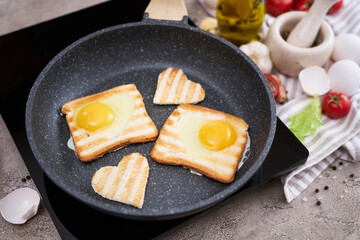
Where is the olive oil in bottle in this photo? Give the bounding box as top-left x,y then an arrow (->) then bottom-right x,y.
216,0 -> 265,46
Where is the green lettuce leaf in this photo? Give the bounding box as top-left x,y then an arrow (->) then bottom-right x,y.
289,96 -> 323,141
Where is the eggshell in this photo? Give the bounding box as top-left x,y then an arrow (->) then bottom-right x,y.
331,34 -> 360,64
0,188 -> 40,224
299,66 -> 331,96
328,59 -> 360,96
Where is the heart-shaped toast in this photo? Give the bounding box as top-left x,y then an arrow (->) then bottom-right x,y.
91,153 -> 149,208
153,68 -> 205,105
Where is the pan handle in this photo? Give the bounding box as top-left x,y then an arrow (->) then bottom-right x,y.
145,0 -> 188,21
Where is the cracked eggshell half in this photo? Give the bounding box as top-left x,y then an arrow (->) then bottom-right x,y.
299,66 -> 331,96
0,188 -> 40,224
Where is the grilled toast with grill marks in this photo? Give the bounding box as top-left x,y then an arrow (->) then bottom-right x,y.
91,152 -> 149,209
153,68 -> 205,105
150,104 -> 249,183
62,84 -> 158,162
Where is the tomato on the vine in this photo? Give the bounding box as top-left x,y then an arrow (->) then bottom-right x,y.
294,0 -> 343,14
322,92 -> 350,119
266,0 -> 294,17
264,73 -> 280,98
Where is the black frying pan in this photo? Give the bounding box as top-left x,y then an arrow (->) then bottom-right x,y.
25,0 -> 276,220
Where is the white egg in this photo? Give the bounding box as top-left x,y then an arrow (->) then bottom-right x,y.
328,59 -> 360,96
0,188 -> 40,224
331,34 -> 360,64
299,66 -> 331,96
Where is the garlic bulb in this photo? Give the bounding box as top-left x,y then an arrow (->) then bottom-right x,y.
203,0 -> 218,10
239,41 -> 273,74
199,17 -> 218,34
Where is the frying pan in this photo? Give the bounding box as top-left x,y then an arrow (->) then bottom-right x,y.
25,0 -> 276,220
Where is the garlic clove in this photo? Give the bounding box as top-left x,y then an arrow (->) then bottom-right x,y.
199,17 -> 218,34
0,188 -> 40,224
239,41 -> 273,74
299,66 -> 331,97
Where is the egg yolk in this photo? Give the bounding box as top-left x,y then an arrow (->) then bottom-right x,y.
76,102 -> 114,131
199,121 -> 237,150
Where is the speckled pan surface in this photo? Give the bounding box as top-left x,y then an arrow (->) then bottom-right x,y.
25,15 -> 276,220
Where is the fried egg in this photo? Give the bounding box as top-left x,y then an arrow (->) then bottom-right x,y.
62,84 -> 158,162
151,104 -> 249,183
176,112 -> 238,159
74,94 -> 135,138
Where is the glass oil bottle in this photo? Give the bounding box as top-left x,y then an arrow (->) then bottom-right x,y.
216,0 -> 265,46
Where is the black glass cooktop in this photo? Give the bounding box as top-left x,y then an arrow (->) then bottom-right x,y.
0,1 -> 308,239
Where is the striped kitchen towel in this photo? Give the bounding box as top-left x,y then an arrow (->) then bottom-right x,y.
278,91 -> 360,202
274,0 -> 360,202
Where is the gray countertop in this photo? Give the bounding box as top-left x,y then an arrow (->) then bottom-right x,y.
1,1 -> 360,239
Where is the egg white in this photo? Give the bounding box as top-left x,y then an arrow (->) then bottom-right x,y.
177,113 -> 251,176
176,112 -> 230,159
74,94 -> 135,138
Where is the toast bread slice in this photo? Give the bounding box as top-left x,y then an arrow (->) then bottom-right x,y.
150,104 -> 249,183
61,84 -> 158,162
153,68 -> 205,105
91,153 -> 149,209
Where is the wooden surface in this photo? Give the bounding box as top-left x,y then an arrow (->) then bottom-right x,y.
145,0 -> 188,20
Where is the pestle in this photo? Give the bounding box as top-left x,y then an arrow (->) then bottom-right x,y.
287,0 -> 338,48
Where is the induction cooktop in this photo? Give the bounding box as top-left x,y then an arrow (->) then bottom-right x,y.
0,1 -> 308,239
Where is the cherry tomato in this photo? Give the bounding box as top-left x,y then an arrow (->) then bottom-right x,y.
295,0 -> 343,14
327,0 -> 343,14
322,92 -> 350,119
294,0 -> 312,11
293,0 -> 302,6
266,0 -> 294,17
264,73 -> 280,98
